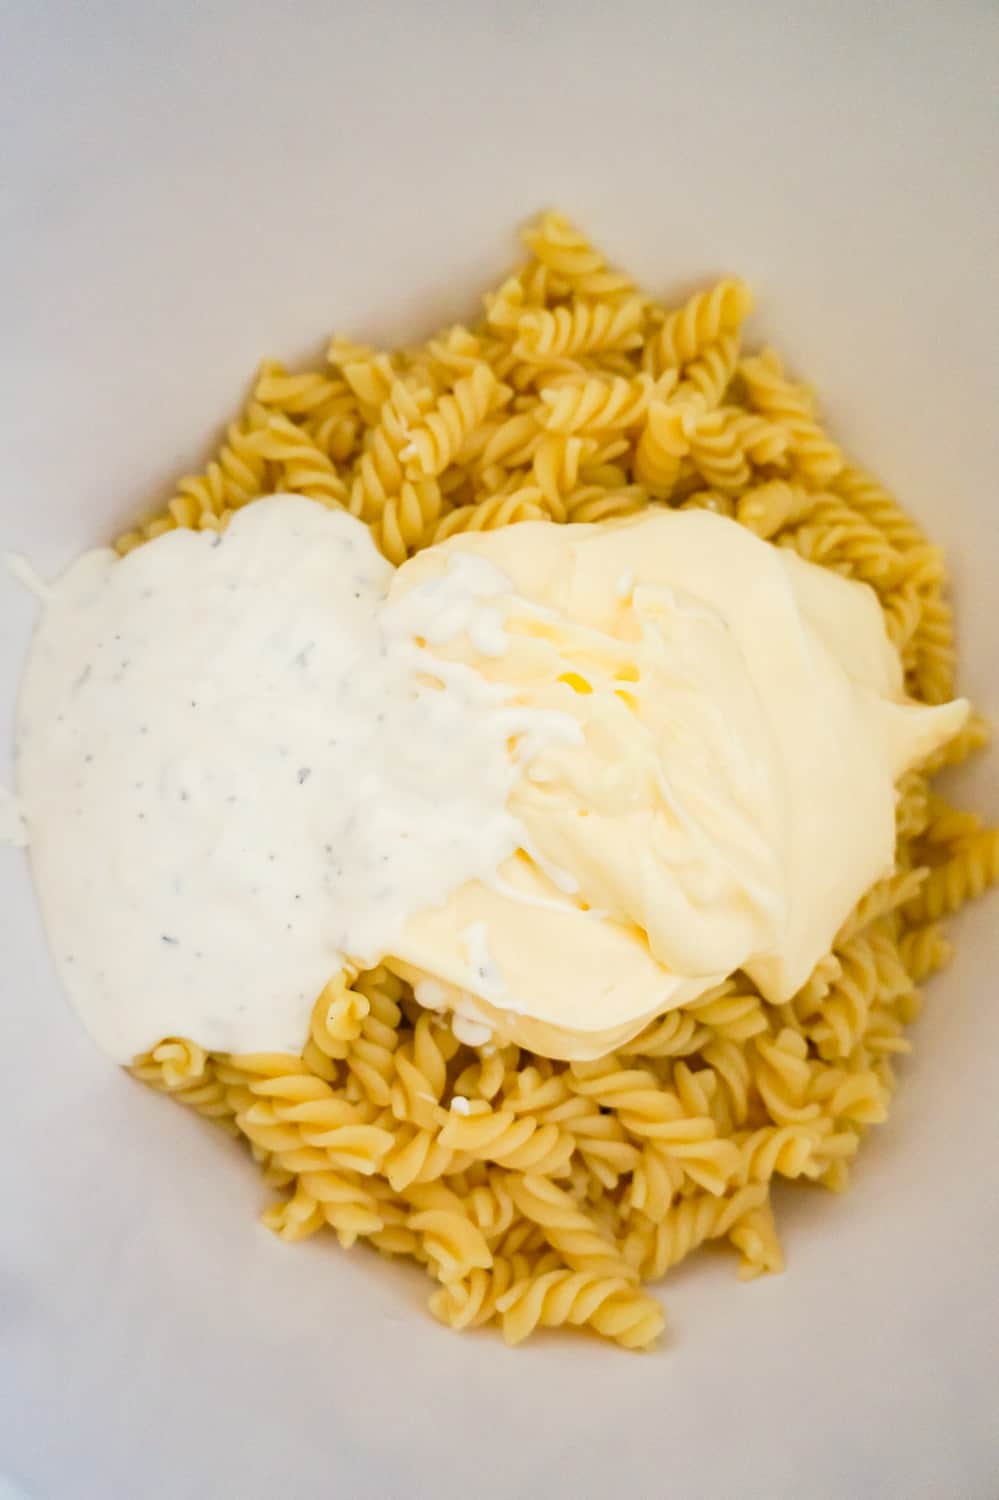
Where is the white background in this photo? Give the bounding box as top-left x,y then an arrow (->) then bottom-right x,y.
1,2 -> 997,1497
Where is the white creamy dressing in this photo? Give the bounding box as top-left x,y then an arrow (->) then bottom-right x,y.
14,497 -> 578,1059
4,551 -> 53,604
14,497 -> 967,1062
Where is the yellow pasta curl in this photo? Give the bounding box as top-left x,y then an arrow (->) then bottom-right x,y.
643,278 -> 753,378
898,924 -> 953,983
496,1268 -> 665,1350
249,414 -> 350,509
514,295 -> 645,364
505,1172 -> 638,1281
438,1104 -> 574,1175
520,211 -> 634,299
633,394 -> 692,498
254,360 -> 345,419
833,464 -> 930,553
739,348 -> 843,487
622,1183 -> 768,1280
903,831 -> 999,922
402,364 -> 505,478
536,371 -> 653,435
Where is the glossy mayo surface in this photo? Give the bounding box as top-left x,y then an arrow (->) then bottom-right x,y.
15,499 -> 966,1061
388,513 -> 966,1053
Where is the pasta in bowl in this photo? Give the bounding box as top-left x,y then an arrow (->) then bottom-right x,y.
12,211 -> 996,1351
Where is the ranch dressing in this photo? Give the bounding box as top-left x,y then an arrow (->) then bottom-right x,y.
14,497 -> 578,1060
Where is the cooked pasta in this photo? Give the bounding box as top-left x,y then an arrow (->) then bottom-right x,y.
124,212 -> 995,1350
739,348 -> 844,487
642,277 -> 753,378
513,295 -> 645,364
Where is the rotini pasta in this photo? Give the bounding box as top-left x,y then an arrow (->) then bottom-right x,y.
495,1268 -> 665,1350
514,295 -> 645,365
121,211 -> 994,1350
538,373 -> 653,435
643,277 -> 753,379
740,348 -> 844,487
520,211 -> 635,299
402,365 -> 505,478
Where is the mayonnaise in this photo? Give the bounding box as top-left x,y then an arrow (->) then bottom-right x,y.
387,512 -> 967,1054
14,497 -> 966,1063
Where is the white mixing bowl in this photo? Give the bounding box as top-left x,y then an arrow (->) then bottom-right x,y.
2,4 -> 997,1497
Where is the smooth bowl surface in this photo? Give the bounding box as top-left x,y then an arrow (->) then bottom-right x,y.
1,4 -> 997,1498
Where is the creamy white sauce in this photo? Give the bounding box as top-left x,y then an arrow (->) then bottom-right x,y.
460,921 -> 507,1004
15,497 -> 577,1060
15,498 -> 969,1064
4,551 -> 53,604
449,1013 -> 494,1048
385,512 -> 968,1056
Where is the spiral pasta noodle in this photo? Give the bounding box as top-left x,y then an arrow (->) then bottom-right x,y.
538,373 -> 653,435
521,210 -> 635,299
643,278 -> 753,379
401,365 -> 505,478
249,414 -> 351,510
740,348 -> 844,487
496,1268 -> 665,1350
121,211 -> 994,1349
633,396 -> 693,498
514,295 -> 645,364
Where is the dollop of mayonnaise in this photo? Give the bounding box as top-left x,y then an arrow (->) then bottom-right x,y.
386,511 -> 967,1056
15,498 -> 966,1062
